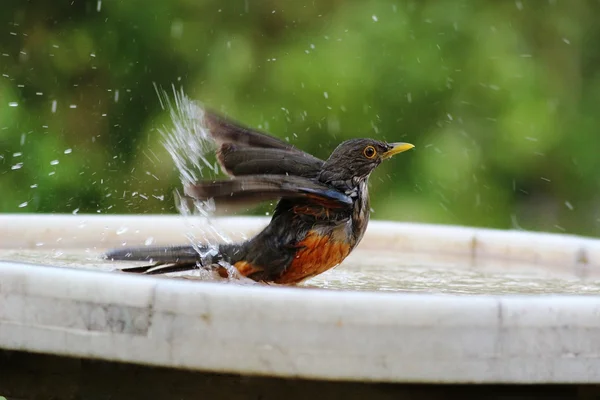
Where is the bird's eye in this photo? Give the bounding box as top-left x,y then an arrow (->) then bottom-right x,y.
363,145 -> 377,159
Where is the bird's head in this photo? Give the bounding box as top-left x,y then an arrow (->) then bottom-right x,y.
319,138 -> 414,184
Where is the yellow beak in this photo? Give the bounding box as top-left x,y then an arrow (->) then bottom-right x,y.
382,142 -> 415,159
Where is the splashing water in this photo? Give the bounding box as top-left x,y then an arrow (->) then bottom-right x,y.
154,84 -> 238,278
154,84 -> 216,185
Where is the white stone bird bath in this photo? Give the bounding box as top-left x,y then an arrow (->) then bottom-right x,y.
1,213 -> 600,398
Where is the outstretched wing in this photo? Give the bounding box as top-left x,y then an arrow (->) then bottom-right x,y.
184,175 -> 352,209
217,143 -> 323,178
203,110 -> 324,178
204,110 -> 302,151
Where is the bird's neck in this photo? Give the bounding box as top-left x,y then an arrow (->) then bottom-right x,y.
351,178 -> 370,248
317,175 -> 371,247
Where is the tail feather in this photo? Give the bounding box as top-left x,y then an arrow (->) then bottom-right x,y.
104,244 -> 234,276
104,245 -> 201,263
120,262 -> 201,275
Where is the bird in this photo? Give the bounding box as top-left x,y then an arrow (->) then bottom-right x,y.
104,110 -> 414,285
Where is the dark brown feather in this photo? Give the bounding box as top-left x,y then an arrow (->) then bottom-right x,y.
217,143 -> 323,177
204,110 -> 302,152
184,175 -> 353,208
105,245 -> 200,263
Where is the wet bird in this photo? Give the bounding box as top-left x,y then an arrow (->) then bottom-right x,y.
104,111 -> 414,284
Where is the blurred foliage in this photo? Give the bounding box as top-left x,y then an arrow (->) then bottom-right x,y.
1,0 -> 600,237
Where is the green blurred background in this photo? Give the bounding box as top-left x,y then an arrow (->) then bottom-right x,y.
1,0 -> 599,237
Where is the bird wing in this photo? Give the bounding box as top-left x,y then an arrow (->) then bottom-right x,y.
204,110 -> 299,151
184,175 -> 352,209
203,110 -> 324,178
217,144 -> 323,178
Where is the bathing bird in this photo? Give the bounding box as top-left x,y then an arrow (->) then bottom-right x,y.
104,111 -> 414,284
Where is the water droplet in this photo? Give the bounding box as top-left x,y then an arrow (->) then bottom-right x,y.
372,15 -> 378,22
11,163 -> 23,170
565,201 -> 574,210
64,148 -> 72,154
8,102 -> 18,107
72,208 -> 79,215
69,104 -> 77,109
50,159 -> 59,165
323,92 -> 329,99
51,100 -> 57,113
144,237 -> 155,246
116,227 -> 129,235
18,201 -> 28,208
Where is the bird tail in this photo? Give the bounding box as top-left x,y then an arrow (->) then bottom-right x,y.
104,244 -> 221,275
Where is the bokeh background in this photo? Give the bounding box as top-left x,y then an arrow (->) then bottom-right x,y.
2,0 -> 600,237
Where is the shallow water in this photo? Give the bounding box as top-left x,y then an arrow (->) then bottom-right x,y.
2,248 -> 599,295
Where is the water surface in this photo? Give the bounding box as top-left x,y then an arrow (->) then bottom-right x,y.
2,248 -> 599,295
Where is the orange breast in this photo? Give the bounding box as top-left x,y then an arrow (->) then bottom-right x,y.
274,230 -> 351,285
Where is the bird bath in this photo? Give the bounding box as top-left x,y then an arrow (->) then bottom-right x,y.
2,213 -> 600,398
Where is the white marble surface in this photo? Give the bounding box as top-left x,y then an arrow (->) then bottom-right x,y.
1,213 -> 600,383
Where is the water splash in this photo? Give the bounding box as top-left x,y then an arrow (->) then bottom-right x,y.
154,84 -> 233,270
154,84 -> 216,185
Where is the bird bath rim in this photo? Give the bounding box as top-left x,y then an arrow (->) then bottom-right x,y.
1,213 -> 598,280
1,213 -> 600,383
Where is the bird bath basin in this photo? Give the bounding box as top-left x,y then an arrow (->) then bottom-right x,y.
3,215 -> 600,295
2,213 -> 600,398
